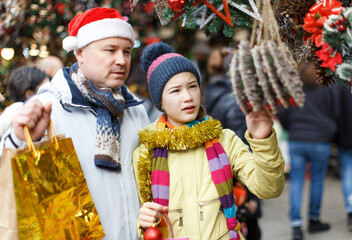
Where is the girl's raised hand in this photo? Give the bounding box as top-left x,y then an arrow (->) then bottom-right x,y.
245,106 -> 273,139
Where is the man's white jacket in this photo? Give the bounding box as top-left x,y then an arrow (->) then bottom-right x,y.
1,65 -> 150,240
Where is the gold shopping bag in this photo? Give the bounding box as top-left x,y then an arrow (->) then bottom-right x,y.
0,147 -> 20,240
10,122 -> 105,239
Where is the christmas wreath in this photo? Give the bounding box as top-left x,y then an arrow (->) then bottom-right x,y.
303,0 -> 352,90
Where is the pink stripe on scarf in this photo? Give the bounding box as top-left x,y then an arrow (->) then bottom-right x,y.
211,168 -> 228,184
151,170 -> 170,186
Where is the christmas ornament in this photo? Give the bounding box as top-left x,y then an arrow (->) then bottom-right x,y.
168,0 -> 185,12
251,45 -> 279,114
302,0 -> 352,89
238,40 -> 263,112
230,51 -> 252,114
302,0 -> 343,47
230,0 -> 305,114
144,225 -> 164,240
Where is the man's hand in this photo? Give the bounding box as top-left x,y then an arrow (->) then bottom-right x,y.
245,106 -> 273,139
12,99 -> 52,141
139,202 -> 168,229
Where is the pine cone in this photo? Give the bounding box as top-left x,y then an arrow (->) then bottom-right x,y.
341,0 -> 352,7
309,45 -> 335,87
277,0 -> 316,21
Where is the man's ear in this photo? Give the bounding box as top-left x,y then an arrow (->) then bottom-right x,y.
25,89 -> 35,100
75,48 -> 84,64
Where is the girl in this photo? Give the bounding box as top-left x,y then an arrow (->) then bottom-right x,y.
133,42 -> 285,240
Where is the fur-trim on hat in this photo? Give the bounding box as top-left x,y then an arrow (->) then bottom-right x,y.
62,8 -> 135,52
141,42 -> 201,109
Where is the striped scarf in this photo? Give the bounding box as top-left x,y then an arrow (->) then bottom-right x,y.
152,115 -> 241,239
71,67 -> 125,171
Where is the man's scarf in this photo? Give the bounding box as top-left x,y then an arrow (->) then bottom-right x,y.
71,67 -> 125,170
149,115 -> 241,239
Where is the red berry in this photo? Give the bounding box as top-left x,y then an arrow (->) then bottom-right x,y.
339,24 -> 346,32
247,101 -> 253,110
329,22 -> 336,28
341,16 -> 346,23
336,19 -> 341,25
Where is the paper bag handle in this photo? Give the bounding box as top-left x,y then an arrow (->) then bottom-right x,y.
23,120 -> 58,158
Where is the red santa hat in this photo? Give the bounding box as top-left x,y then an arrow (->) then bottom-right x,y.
62,8 -> 135,52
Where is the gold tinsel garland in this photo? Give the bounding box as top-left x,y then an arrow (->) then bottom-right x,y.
136,118 -> 223,204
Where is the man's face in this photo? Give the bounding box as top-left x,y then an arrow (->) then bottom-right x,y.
76,37 -> 133,89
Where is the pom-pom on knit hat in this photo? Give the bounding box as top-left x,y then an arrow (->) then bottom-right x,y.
62,8 -> 135,52
141,42 -> 201,109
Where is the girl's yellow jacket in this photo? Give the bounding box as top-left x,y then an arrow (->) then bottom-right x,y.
133,120 -> 285,240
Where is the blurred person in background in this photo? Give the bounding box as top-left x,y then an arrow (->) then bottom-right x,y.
35,55 -> 64,78
126,62 -> 162,122
332,84 -> 352,231
203,47 -> 262,240
277,62 -> 337,240
203,47 -> 247,143
0,66 -> 49,141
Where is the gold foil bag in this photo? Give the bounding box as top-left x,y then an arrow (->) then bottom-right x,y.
11,123 -> 105,239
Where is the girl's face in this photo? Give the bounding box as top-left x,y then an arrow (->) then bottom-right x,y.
161,72 -> 201,127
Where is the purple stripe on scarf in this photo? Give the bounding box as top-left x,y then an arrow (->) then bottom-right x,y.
218,152 -> 231,167
153,148 -> 168,158
220,193 -> 235,209
208,158 -> 223,171
229,230 -> 238,239
218,153 -> 232,179
152,185 -> 170,199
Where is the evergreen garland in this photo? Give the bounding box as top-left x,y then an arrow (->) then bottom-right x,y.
161,0 -> 254,37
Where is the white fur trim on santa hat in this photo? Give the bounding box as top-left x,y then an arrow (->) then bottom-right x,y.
62,18 -> 135,52
62,36 -> 78,52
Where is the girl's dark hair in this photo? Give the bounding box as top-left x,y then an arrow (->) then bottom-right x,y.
6,66 -> 49,102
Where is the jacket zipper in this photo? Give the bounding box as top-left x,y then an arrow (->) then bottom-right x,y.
168,209 -> 183,226
216,230 -> 229,240
199,198 -> 219,221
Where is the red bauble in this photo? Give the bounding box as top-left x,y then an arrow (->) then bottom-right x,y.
339,24 -> 346,32
168,0 -> 185,12
144,227 -> 164,240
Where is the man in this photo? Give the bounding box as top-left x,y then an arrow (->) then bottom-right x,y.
0,8 -> 149,239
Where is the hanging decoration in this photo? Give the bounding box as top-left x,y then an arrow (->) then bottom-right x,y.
273,0 -> 316,63
302,0 -> 352,90
230,0 -> 305,115
131,0 -> 261,37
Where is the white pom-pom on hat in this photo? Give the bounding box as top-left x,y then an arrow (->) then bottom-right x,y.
62,36 -> 78,52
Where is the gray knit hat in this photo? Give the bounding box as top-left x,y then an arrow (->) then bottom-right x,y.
141,42 -> 201,109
